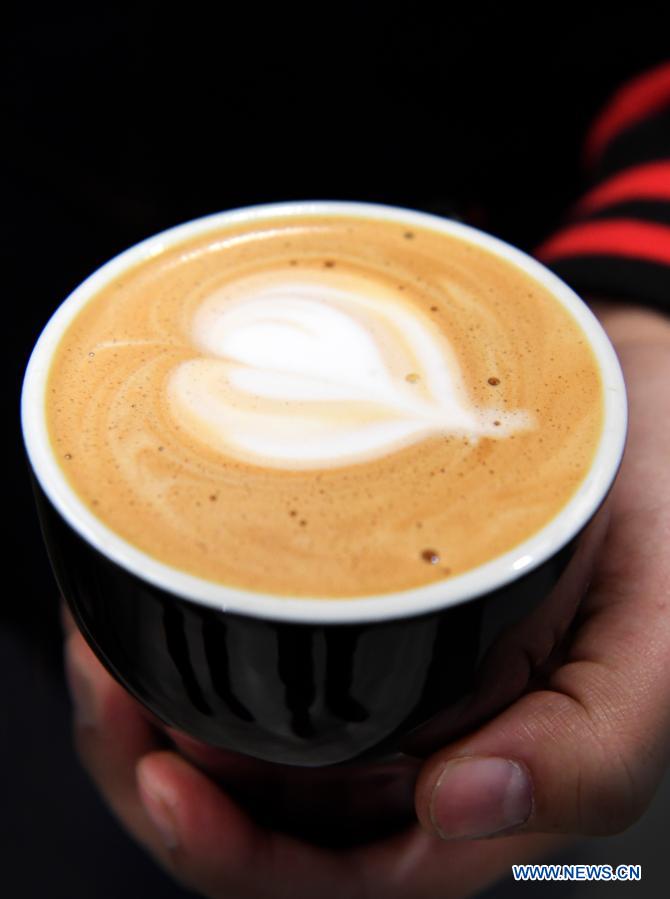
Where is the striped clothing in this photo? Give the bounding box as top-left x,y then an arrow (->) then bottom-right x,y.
536,62 -> 670,308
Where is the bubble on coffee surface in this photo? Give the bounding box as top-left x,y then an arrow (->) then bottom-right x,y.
421,548 -> 440,564
167,268 -> 532,469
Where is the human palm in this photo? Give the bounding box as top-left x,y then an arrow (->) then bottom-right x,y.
63,302 -> 670,899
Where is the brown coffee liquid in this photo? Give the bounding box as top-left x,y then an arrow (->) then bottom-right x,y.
46,215 -> 603,597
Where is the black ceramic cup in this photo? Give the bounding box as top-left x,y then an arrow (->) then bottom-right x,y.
22,202 -> 627,845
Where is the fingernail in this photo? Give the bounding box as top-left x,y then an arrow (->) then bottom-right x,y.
64,642 -> 97,729
138,766 -> 179,850
430,756 -> 532,840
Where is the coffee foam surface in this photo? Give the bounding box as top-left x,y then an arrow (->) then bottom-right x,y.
169,268 -> 531,468
45,215 -> 604,597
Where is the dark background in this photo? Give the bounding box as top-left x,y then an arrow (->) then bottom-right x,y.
4,3 -> 669,896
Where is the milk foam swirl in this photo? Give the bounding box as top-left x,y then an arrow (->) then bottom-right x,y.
168,269 -> 532,468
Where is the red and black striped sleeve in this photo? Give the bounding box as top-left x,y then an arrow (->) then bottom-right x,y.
536,62 -> 670,309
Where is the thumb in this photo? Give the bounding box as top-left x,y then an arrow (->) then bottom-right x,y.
414,575 -> 670,841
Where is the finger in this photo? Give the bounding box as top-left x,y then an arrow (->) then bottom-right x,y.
64,630 -> 165,848
135,751 -> 358,899
136,749 -> 575,899
415,613 -> 668,842
65,632 -> 357,897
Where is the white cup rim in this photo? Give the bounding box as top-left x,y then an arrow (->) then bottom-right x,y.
21,200 -> 627,624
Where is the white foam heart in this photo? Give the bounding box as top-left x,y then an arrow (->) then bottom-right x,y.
167,269 -> 532,468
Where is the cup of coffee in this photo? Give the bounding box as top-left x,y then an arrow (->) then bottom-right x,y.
22,201 -> 626,844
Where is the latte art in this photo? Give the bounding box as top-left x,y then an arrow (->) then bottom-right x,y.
46,213 -> 604,597
169,269 -> 532,468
